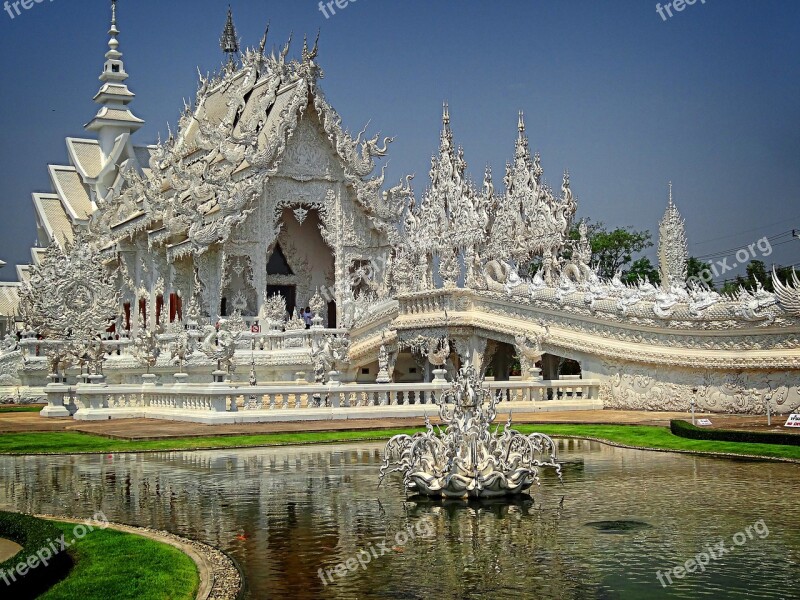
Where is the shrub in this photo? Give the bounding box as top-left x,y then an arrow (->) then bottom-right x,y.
0,511 -> 72,599
670,419 -> 800,447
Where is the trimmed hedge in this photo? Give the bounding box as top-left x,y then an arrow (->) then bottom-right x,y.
671,419 -> 800,447
0,512 -> 72,599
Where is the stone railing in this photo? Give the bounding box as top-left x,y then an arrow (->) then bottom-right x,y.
41,377 -> 603,423
17,327 -> 348,362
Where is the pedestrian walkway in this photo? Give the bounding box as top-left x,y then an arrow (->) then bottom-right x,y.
0,537 -> 22,563
2,408 -> 796,440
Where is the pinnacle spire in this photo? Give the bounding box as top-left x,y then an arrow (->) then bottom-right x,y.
440,102 -> 453,151
100,0 -> 126,84
220,5 -> 239,66
258,22 -> 270,56
668,181 -> 674,206
86,0 -> 143,139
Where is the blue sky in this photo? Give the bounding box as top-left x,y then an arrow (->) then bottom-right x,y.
0,0 -> 798,281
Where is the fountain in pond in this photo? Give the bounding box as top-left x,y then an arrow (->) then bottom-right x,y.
379,366 -> 562,499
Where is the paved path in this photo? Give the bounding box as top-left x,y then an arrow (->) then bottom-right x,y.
1,409 -> 796,440
0,537 -> 23,562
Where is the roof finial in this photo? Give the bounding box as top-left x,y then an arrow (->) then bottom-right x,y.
108,0 -> 120,56
668,181 -> 674,206
518,110 -> 525,133
442,102 -> 450,127
220,5 -> 239,67
258,22 -> 270,56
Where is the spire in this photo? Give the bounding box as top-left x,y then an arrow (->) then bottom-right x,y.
86,1 -> 144,141
258,22 -> 270,56
220,5 -> 239,67
440,102 -> 453,151
659,181 -> 689,288
518,111 -> 525,136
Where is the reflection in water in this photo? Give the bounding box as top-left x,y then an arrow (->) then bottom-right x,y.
0,440 -> 798,599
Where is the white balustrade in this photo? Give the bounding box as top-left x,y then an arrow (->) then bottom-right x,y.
58,377 -> 601,422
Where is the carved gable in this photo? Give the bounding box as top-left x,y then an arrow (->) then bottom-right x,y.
279,108 -> 343,181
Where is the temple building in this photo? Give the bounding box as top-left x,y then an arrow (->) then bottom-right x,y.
1,4 -> 799,417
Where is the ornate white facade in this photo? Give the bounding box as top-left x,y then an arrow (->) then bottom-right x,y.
1,4 -> 799,416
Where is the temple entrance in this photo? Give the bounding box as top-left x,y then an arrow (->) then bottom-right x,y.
327,301 -> 336,329
267,285 -> 296,318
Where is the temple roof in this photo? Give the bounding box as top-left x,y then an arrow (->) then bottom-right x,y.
0,283 -> 20,317
32,193 -> 73,247
66,138 -> 104,180
48,165 -> 93,220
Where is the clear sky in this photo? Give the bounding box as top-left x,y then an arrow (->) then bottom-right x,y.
0,0 -> 798,282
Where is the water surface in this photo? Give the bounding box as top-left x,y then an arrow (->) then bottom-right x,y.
0,440 -> 797,599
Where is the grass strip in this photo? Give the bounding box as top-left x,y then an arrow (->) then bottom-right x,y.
38,522 -> 198,600
1,424 -> 799,461
515,424 -> 800,461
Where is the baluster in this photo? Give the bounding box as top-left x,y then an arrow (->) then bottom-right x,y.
390,390 -> 397,406
282,394 -> 289,409
268,393 -> 276,410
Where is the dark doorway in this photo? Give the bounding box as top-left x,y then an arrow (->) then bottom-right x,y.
267,285 -> 296,318
327,300 -> 336,329
267,244 -> 294,276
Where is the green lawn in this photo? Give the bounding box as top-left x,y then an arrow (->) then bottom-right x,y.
516,424 -> 800,461
0,428 -> 422,455
0,405 -> 43,413
39,522 -> 198,600
0,424 -> 799,461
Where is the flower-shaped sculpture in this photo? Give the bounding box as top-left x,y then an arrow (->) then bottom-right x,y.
379,366 -> 562,498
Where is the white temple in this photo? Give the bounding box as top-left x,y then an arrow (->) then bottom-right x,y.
1,4 -> 799,419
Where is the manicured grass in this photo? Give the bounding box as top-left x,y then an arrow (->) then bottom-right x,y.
0,405 -> 43,413
39,522 -> 198,600
0,424 -> 800,461
515,424 -> 800,460
0,428 -> 423,455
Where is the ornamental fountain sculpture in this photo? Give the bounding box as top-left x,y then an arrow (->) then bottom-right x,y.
379,366 -> 562,499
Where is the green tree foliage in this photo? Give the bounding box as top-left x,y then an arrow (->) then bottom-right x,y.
686,257 -> 715,290
559,220 -> 655,282
720,260 -> 796,296
625,257 -> 661,285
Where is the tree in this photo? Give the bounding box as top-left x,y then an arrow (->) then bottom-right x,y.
719,260 -> 796,295
590,225 -> 654,278
624,257 -> 661,285
686,257 -> 715,290
560,220 -> 654,280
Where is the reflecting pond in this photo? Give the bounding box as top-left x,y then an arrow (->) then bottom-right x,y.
0,440 -> 798,599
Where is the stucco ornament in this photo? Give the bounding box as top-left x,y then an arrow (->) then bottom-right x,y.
201,311 -> 246,373
379,366 -> 562,498
773,269 -> 800,317
658,184 -> 689,288
131,316 -> 161,375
